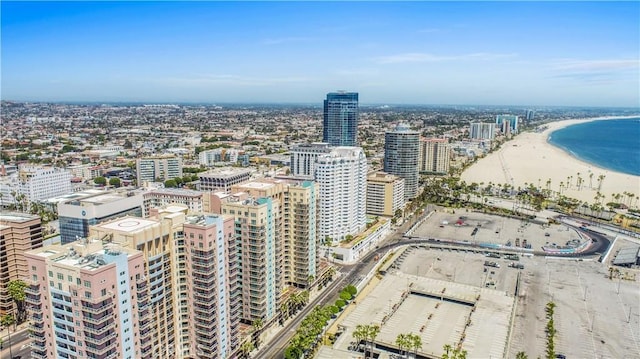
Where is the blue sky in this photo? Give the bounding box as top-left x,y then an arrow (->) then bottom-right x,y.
1,1 -> 638,106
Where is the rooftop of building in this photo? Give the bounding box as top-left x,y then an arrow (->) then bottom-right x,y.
97,217 -> 157,233
338,217 -> 389,248
139,154 -> 180,159
144,187 -> 203,197
199,167 -> 253,178
29,238 -> 138,271
367,171 -> 401,182
49,188 -> 143,205
185,213 -> 225,226
613,246 -> 640,265
0,212 -> 41,223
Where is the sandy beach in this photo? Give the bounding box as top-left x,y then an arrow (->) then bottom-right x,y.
461,116 -> 640,207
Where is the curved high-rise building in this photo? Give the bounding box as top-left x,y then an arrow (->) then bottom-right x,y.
322,92 -> 359,146
384,124 -> 419,200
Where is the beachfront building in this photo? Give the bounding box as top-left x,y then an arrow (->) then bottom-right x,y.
56,188 -> 144,244
136,155 -> 182,185
525,110 -> 535,122
221,196 -> 281,324
419,138 -> 451,175
197,167 -> 252,193
496,115 -> 519,134
323,92 -> 359,146
384,124 -> 420,200
366,172 -> 405,217
289,142 -> 332,179
0,213 -> 43,317
316,147 -> 367,243
469,122 -> 496,140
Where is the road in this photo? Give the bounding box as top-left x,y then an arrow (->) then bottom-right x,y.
1,328 -> 31,359
254,209 -> 431,359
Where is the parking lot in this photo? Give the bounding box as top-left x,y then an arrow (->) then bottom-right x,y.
319,209 -> 640,358
413,210 -> 583,252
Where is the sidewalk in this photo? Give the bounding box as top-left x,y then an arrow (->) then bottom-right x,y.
1,321 -> 29,340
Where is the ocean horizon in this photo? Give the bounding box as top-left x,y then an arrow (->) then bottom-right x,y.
548,117 -> 640,177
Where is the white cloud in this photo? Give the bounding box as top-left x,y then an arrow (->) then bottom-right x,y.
549,58 -> 639,83
261,37 -> 311,45
551,59 -> 638,72
373,52 -> 517,64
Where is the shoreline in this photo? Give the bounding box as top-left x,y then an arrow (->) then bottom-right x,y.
461,116 -> 640,206
544,115 -> 640,177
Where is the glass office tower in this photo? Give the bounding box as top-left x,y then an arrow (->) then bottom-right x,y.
322,92 -> 359,146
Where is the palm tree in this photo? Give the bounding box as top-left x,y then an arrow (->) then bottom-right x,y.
240,340 -> 255,359
515,352 -> 529,359
366,324 -> 380,358
442,343 -> 467,359
408,333 -> 422,358
353,324 -> 367,351
395,333 -> 409,358
279,301 -> 289,324
252,318 -> 264,349
589,172 -> 594,189
597,174 -> 606,191
299,290 -> 309,308
327,266 -> 336,282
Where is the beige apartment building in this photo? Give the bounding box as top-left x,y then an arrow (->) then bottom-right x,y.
217,178 -> 319,326
229,179 -> 319,289
0,212 -> 43,317
419,138 -> 451,175
366,172 -> 405,217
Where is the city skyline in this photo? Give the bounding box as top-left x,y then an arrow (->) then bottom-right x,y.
1,1 -> 639,107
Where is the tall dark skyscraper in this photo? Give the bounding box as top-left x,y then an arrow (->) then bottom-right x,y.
322,91 -> 359,146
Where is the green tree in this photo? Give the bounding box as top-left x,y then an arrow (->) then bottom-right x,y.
94,176 -> 107,186
252,318 -> 264,349
7,280 -> 27,323
164,179 -> 177,188
516,352 -> 529,359
240,339 -> 255,359
345,284 -> 358,297
108,177 -> 121,187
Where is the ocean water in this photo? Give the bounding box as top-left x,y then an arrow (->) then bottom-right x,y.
547,118 -> 640,176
